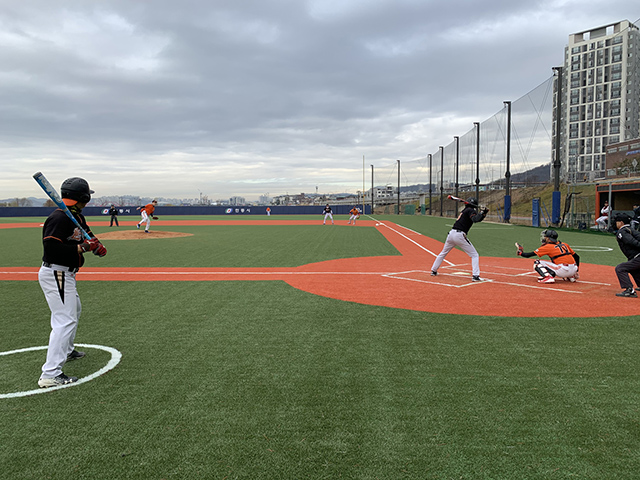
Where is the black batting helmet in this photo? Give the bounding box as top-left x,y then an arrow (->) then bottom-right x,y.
540,229 -> 558,243
61,177 -> 94,203
466,197 -> 479,207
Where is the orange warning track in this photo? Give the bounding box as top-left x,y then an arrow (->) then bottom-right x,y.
0,220 -> 623,317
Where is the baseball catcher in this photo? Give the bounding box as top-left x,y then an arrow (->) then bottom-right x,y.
516,229 -> 579,283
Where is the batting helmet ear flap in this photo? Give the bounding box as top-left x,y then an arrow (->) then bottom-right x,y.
466,197 -> 479,207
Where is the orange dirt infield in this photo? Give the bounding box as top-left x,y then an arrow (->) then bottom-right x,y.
0,220 -> 625,317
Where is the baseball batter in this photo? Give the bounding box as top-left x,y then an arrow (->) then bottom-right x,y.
430,197 -> 488,281
347,207 -> 360,225
322,204 -> 334,225
38,177 -> 107,388
516,229 -> 579,283
136,199 -> 158,232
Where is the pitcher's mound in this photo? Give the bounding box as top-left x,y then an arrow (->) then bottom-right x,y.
98,230 -> 193,240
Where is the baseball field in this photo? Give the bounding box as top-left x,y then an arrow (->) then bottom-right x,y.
1,214 -> 639,479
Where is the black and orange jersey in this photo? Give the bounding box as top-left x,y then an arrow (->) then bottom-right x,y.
534,242 -> 576,264
42,209 -> 93,269
141,203 -> 156,215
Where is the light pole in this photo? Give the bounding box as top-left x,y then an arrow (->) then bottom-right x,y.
439,146 -> 444,216
474,122 -> 480,201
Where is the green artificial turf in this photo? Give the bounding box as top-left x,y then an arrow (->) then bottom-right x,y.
1,216 -> 638,479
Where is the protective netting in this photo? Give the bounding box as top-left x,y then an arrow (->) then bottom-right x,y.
372,76 -> 555,197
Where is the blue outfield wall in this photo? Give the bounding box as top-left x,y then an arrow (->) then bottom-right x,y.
0,204 -> 371,218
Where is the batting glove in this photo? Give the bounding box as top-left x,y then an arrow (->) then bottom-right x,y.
80,237 -> 101,253
515,242 -> 523,256
93,243 -> 107,257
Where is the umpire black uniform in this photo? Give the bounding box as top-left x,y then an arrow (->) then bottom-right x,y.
108,205 -> 119,227
613,213 -> 640,298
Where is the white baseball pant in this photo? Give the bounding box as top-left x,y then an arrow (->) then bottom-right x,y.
39,265 -> 81,379
536,260 -> 578,278
138,210 -> 151,230
323,213 -> 333,224
431,229 -> 480,277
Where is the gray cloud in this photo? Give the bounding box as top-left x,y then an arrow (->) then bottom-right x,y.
0,0 -> 637,200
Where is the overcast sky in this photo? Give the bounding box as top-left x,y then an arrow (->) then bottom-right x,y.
0,1 -> 638,202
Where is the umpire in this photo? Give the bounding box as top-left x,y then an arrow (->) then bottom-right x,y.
613,212 -> 640,298
108,204 -> 119,227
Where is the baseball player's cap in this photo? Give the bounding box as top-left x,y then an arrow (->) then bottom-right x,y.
613,212 -> 631,224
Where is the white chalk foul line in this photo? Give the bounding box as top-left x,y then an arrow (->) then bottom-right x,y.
0,343 -> 122,399
0,270 -> 391,276
376,222 -> 454,266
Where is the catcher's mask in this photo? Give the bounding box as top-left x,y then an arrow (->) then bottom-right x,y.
540,229 -> 558,244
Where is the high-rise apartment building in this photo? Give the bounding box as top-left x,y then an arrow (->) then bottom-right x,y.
553,20 -> 640,181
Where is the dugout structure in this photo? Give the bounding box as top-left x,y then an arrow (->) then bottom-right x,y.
595,180 -> 640,225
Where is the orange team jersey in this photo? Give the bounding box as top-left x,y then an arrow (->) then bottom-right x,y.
534,242 -> 576,264
350,208 -> 359,215
142,203 -> 155,215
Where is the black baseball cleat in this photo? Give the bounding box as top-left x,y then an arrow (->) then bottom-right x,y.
472,276 -> 485,282
67,350 -> 86,361
38,373 -> 78,388
430,271 -> 438,276
615,288 -> 637,298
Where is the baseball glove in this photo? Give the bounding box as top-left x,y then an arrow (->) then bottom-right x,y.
515,242 -> 523,256
153,216 -> 159,220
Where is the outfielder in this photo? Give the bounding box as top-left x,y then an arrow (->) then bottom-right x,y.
136,199 -> 158,232
38,177 -> 107,388
516,229 -> 579,283
347,207 -> 360,225
322,204 -> 334,225
431,197 -> 488,281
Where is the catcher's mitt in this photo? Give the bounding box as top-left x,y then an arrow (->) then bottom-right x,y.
515,242 -> 523,256
152,216 -> 159,220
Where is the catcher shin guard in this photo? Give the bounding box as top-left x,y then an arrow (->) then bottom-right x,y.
534,264 -> 555,278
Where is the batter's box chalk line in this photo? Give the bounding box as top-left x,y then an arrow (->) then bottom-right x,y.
382,270 -> 491,288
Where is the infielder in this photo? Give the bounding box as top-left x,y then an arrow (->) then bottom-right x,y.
347,207 -> 360,225
322,204 -> 334,225
38,177 -> 107,388
136,199 -> 158,232
613,213 -> 640,297
516,229 -> 579,283
430,197 -> 488,281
